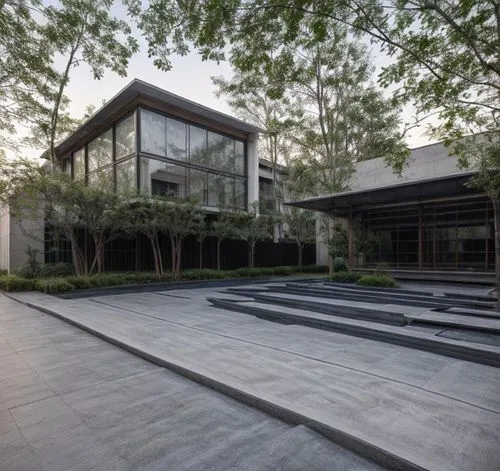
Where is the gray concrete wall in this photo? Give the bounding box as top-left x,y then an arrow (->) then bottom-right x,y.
0,207 -> 10,272
349,141 -> 467,191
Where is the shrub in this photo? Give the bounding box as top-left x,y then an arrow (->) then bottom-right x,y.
35,278 -> 74,294
88,273 -> 129,287
0,275 -> 36,292
357,274 -> 397,288
181,269 -> 229,280
330,271 -> 362,283
333,257 -> 347,272
65,276 -> 92,289
299,264 -> 329,274
39,263 -> 74,278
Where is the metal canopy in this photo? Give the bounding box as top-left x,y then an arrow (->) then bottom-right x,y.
286,172 -> 480,214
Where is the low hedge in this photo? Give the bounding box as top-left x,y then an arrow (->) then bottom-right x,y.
0,264 -> 328,294
329,272 -> 363,283
0,275 -> 36,292
35,278 -> 74,294
356,274 -> 397,288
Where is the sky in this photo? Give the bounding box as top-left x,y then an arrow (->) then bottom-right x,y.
21,32 -> 438,160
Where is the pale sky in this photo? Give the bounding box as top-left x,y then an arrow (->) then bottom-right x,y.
20,34 -> 437,160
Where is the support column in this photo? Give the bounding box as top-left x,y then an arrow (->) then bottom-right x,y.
347,209 -> 354,271
246,133 -> 259,211
418,205 -> 423,269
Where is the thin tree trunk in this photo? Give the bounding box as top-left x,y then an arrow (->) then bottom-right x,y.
176,239 -> 182,274
170,236 -> 176,274
149,236 -> 160,276
154,236 -> 163,276
70,237 -> 83,276
491,194 -> 500,310
249,242 -> 255,268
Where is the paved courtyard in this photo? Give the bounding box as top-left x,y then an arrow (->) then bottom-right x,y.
0,294 -> 379,471
4,280 -> 500,471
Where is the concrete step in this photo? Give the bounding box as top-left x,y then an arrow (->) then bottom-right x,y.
406,311 -> 500,334
278,284 -> 495,310
237,425 -> 382,471
226,288 -> 407,326
207,297 -> 500,367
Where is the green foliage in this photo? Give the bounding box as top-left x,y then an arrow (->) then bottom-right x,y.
17,246 -> 41,279
357,275 -> 397,288
39,263 -> 75,278
333,257 -> 347,273
34,278 -> 74,294
330,272 -> 362,283
0,275 -> 36,292
64,276 -> 92,290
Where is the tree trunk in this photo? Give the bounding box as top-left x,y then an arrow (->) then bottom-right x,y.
176,239 -> 182,274
154,236 -> 163,276
70,237 -> 84,276
170,236 -> 176,274
491,194 -> 500,310
217,239 -> 222,271
149,236 -> 160,276
249,242 -> 255,268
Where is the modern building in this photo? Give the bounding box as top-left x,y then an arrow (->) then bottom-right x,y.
289,139 -> 494,282
56,79 -> 264,210
0,79 -> 268,272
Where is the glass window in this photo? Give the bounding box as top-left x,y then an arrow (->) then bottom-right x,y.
88,129 -> 113,172
206,131 -> 225,171
141,109 -> 166,156
189,125 -> 206,166
189,169 -> 207,205
235,140 -> 245,175
73,147 -> 85,181
166,118 -> 187,161
88,167 -> 114,192
116,157 -> 136,195
208,173 -> 232,208
140,157 -> 186,198
223,136 -> 235,173
116,113 -> 136,159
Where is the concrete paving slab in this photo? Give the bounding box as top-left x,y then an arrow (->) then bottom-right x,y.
0,293 -> 379,471
8,289 -> 500,471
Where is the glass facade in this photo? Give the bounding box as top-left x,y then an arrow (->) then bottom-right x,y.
67,106 -> 247,209
139,107 -> 247,209
356,198 -> 494,271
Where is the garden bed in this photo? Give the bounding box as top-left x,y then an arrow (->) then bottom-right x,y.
0,265 -> 328,296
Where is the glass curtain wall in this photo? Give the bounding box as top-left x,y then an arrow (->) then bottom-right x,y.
356,198 -> 494,271
139,107 -> 247,209
68,107 -> 247,208
70,111 -> 137,194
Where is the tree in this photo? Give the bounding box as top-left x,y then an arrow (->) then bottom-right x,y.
211,210 -> 237,271
117,196 -> 165,276
233,202 -> 274,268
160,198 -> 204,274
196,217 -> 210,269
136,0 -> 500,303
1,0 -> 138,165
284,208 -> 316,268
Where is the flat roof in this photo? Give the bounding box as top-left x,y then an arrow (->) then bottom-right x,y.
54,79 -> 265,156
286,172 -> 480,213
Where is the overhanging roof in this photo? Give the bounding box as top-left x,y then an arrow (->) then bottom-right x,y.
54,79 -> 265,157
286,172 -> 480,213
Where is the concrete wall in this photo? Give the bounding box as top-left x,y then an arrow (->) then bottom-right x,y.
0,207 -> 10,272
349,141 -> 467,191
0,207 -> 44,273
247,134 -> 259,208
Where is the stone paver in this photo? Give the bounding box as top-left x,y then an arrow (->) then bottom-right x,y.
0,294 -> 379,471
8,285 -> 500,471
